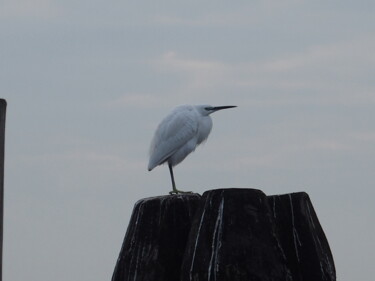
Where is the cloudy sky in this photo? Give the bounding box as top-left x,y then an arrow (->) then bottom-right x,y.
1,1 -> 375,280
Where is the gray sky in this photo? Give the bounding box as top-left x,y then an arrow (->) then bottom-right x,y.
1,1 -> 375,280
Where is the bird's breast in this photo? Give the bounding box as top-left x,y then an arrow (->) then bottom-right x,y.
197,116 -> 213,144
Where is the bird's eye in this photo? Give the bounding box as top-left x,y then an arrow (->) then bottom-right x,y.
204,107 -> 213,111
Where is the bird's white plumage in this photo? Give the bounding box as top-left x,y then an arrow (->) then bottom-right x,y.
148,105 -> 212,171
148,104 -> 236,194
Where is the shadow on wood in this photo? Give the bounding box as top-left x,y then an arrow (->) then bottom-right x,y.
113,188 -> 336,281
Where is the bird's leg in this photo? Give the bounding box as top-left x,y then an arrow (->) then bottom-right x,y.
168,163 -> 192,195
168,163 -> 177,193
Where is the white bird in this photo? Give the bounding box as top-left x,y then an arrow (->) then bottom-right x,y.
148,104 -> 237,194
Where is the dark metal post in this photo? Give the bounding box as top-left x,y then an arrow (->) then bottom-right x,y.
0,99 -> 7,281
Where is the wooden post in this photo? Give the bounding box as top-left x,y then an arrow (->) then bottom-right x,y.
0,99 -> 6,281
113,188 -> 336,281
112,194 -> 201,281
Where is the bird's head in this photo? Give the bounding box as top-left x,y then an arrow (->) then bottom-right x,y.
197,105 -> 237,116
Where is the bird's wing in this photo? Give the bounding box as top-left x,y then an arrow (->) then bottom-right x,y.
148,107 -> 198,170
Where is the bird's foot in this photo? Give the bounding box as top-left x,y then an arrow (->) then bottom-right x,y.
169,189 -> 193,195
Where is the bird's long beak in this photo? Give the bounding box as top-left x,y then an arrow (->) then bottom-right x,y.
211,105 -> 237,112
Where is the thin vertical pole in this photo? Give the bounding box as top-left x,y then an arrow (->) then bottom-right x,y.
0,99 -> 7,281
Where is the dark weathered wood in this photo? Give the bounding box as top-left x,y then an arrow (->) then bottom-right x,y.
0,99 -> 6,281
268,192 -> 336,281
112,194 -> 201,281
113,188 -> 336,281
181,189 -> 292,281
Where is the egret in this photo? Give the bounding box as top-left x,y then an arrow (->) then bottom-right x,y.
148,104 -> 237,194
